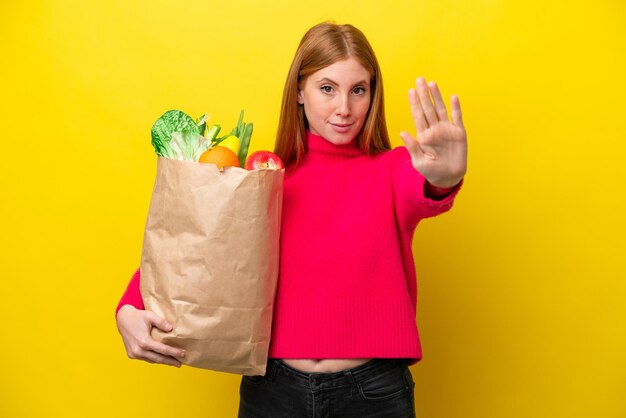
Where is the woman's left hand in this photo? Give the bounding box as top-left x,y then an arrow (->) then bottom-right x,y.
400,77 -> 467,188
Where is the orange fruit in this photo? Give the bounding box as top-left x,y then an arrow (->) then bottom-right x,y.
198,146 -> 240,169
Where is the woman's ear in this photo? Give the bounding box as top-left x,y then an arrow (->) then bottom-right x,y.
297,91 -> 304,105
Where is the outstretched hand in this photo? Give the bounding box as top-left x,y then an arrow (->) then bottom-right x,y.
400,77 -> 467,189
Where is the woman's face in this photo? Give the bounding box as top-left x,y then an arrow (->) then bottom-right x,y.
298,57 -> 372,145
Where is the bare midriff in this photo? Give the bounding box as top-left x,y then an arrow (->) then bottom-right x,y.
281,358 -> 373,373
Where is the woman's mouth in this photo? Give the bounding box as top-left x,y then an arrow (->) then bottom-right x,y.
330,123 -> 353,133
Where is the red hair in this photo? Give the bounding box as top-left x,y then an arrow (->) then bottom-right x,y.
274,22 -> 391,166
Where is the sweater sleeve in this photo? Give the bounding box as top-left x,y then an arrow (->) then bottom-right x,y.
391,146 -> 463,230
115,268 -> 145,317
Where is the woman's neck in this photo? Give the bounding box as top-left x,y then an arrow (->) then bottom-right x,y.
301,131 -> 364,165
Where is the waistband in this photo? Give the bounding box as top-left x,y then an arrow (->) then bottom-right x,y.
264,358 -> 410,390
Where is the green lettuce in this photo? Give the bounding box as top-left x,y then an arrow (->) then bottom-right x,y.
151,110 -> 206,160
150,109 -> 250,163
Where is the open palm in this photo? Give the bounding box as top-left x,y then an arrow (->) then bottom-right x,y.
400,78 -> 467,188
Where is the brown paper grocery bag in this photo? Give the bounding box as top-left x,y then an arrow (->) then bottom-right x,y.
140,156 -> 284,375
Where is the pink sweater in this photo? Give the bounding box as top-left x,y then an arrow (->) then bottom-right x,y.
116,131 -> 461,363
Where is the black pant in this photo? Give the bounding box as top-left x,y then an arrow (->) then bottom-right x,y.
238,358 -> 416,418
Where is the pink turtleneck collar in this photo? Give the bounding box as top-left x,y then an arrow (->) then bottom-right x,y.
301,131 -> 365,165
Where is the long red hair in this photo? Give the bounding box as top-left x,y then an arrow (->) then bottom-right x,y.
274,22 -> 391,166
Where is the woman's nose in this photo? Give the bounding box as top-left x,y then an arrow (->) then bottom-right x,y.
335,94 -> 351,117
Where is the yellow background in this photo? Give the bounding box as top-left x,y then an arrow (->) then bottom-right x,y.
1,0 -> 624,417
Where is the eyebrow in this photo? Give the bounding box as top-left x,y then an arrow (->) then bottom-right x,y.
316,77 -> 370,86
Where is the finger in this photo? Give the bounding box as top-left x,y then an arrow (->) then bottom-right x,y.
450,94 -> 464,128
141,312 -> 186,358
131,334 -> 186,359
141,350 -> 182,367
148,339 -> 186,359
135,336 -> 186,360
408,88 -> 428,133
399,131 -> 424,160
428,81 -> 449,122
145,311 -> 173,333
415,77 -> 437,126
135,329 -> 186,359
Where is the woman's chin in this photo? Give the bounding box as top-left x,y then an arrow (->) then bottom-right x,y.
323,129 -> 357,145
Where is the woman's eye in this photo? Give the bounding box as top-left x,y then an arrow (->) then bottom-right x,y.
353,87 -> 366,94
321,85 -> 333,93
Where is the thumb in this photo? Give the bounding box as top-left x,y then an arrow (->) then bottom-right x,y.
146,311 -> 173,332
400,131 -> 424,160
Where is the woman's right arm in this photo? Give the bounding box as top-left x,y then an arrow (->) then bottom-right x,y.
115,269 -> 185,367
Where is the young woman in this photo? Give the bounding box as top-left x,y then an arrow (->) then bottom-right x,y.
116,22 -> 467,417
